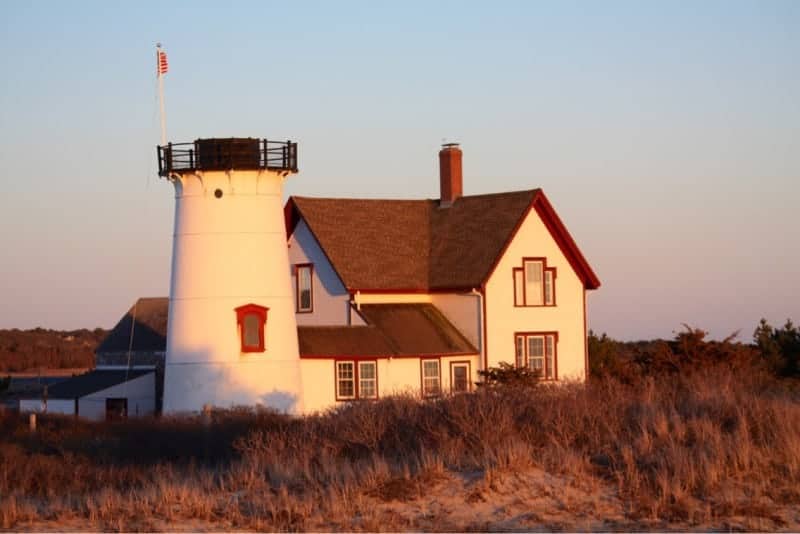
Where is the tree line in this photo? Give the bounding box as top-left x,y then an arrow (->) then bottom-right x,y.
589,318 -> 800,382
0,328 -> 107,372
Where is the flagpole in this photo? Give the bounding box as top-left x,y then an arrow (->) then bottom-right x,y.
157,43 -> 167,146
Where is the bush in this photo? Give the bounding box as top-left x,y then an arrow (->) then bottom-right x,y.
2,364 -> 798,530
476,362 -> 540,388
589,324 -> 765,384
754,318 -> 800,377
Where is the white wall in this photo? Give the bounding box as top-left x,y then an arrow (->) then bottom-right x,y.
78,373 -> 156,421
352,293 -> 431,305
288,219 -> 365,326
430,293 -> 482,350
164,169 -> 304,414
484,207 -> 587,381
300,355 -> 480,413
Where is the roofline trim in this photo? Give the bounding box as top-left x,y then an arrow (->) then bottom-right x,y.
285,197 -> 351,293
533,192 -> 601,290
346,287 -> 473,295
300,351 -> 479,360
481,190 -> 601,290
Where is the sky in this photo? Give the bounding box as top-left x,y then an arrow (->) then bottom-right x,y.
0,1 -> 798,341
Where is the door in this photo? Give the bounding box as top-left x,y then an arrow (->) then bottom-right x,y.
451,362 -> 470,393
105,398 -> 128,420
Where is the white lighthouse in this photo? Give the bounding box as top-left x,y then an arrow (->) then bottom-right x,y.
158,138 -> 304,414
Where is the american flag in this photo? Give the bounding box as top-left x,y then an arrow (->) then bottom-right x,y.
157,49 -> 168,76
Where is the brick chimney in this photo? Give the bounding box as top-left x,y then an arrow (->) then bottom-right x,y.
439,143 -> 462,207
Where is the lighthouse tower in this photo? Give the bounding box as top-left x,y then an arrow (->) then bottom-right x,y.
157,138 -> 303,414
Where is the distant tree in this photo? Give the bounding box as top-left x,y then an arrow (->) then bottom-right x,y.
754,318 -> 800,377
588,330 -> 626,380
0,328 -> 107,372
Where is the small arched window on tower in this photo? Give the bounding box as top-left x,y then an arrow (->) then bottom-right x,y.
234,304 -> 269,353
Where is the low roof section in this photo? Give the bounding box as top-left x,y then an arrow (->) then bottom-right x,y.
97,299 -> 477,359
298,303 -> 478,358
96,297 -> 168,353
40,369 -> 152,400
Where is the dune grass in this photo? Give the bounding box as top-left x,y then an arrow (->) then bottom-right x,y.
2,359 -> 799,531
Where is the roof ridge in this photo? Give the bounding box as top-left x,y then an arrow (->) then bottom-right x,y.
292,195 -> 431,203
297,325 -> 377,330
288,188 -> 596,292
292,189 -> 541,204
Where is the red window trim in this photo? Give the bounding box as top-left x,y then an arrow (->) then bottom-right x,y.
513,257 -> 557,307
234,303 -> 268,353
299,351 -> 476,360
295,263 -> 314,314
449,360 -> 472,393
514,331 -> 559,381
420,357 -> 443,398
334,359 -> 379,401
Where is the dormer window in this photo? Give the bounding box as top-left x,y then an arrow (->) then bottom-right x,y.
295,263 -> 314,313
513,258 -> 556,307
234,304 -> 268,353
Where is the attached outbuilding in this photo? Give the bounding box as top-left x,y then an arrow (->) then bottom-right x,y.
19,369 -> 155,420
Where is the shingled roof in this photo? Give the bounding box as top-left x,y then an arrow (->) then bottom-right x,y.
96,298 -> 169,353
285,189 -> 600,291
298,303 -> 477,357
97,300 -> 477,358
44,369 -> 153,399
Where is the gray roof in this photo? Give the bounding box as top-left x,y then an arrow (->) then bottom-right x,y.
43,369 -> 152,399
96,298 -> 168,353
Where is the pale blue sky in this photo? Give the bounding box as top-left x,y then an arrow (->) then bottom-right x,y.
0,1 -> 798,340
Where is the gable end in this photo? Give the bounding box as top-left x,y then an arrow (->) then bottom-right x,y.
482,191 -> 600,290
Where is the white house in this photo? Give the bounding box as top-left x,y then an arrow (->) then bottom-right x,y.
286,143 -> 600,412
17,370 -> 156,420
21,139 -> 599,417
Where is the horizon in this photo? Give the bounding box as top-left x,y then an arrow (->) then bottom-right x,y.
1,1 -> 798,341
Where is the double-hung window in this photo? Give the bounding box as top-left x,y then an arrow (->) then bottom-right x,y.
336,360 -> 378,400
295,264 -> 313,313
421,359 -> 441,397
513,258 -> 556,306
514,332 -> 557,380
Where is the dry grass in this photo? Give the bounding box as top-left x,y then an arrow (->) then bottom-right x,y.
2,364 -> 800,531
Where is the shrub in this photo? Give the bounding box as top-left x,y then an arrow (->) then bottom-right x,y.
755,318 -> 800,377
476,362 -> 540,388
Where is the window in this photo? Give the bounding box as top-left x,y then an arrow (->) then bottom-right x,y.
295,264 -> 313,313
514,332 -> 557,380
513,258 -> 556,306
358,361 -> 377,399
450,362 -> 471,393
336,360 -> 378,400
421,359 -> 441,397
336,362 -> 355,399
243,314 -> 261,347
234,304 -> 269,353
